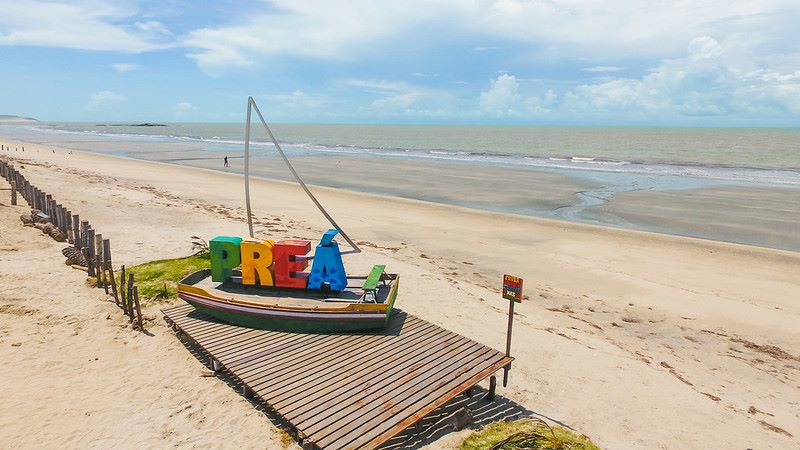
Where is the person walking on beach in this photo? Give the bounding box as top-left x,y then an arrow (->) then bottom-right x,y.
224,156 -> 229,167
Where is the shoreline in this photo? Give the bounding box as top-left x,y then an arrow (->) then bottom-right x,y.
1,135 -> 799,253
1,139 -> 798,448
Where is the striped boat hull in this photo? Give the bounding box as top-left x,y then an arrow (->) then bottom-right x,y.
177,270 -> 399,333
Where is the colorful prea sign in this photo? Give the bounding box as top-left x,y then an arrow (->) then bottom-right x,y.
210,229 -> 348,291
502,274 -> 523,302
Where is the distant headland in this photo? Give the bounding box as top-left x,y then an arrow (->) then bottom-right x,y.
0,115 -> 38,123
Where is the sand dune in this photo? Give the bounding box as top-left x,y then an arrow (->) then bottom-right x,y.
1,140 -> 798,449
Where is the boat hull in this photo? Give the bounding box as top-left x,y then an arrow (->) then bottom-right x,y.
178,270 -> 399,333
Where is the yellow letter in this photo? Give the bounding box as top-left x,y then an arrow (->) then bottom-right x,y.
240,240 -> 275,286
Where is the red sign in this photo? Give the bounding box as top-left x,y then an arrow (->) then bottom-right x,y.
502,274 -> 523,302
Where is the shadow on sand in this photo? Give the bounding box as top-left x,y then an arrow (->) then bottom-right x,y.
379,383 -> 574,449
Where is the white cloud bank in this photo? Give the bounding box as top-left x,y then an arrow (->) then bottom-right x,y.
479,74 -> 520,115
470,35 -> 800,121
180,1 -> 800,71
0,1 -> 171,52
562,36 -> 800,119
89,90 -> 126,107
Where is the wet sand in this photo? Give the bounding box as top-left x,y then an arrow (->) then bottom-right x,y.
590,184 -> 800,251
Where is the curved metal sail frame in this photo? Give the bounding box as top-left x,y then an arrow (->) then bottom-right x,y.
243,96 -> 361,254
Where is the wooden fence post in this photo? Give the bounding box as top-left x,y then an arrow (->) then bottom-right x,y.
108,264 -> 119,306
56,204 -> 65,232
120,265 -> 127,314
127,273 -> 135,323
104,239 -> 118,304
72,215 -> 81,249
80,221 -> 89,248
133,286 -> 144,331
94,234 -> 103,263
86,228 -> 95,276
45,194 -> 52,218
65,210 -> 73,243
10,180 -> 16,205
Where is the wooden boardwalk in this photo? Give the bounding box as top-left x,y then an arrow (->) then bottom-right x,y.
163,304 -> 513,450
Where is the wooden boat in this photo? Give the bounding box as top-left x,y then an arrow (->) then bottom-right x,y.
178,266 -> 399,332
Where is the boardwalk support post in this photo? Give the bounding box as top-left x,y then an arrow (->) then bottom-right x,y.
486,375 -> 496,401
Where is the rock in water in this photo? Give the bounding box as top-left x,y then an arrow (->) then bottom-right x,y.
62,247 -> 87,266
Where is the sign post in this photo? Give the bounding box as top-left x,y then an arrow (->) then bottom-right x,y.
501,274 -> 523,387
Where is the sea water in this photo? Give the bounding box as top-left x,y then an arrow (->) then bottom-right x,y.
1,122 -> 799,249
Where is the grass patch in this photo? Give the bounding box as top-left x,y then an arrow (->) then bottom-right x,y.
123,251 -> 210,302
461,419 -> 600,450
277,427 -> 295,448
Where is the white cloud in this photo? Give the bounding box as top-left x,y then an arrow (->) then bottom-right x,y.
175,102 -> 196,115
183,1 -> 427,73
264,90 -> 326,110
347,78 -> 453,115
112,63 -> 139,72
526,89 -> 559,114
687,36 -> 723,61
583,66 -> 622,73
180,1 -> 800,73
480,74 -> 520,115
134,20 -> 171,36
0,1 -> 172,52
562,35 -> 800,119
89,90 -> 126,108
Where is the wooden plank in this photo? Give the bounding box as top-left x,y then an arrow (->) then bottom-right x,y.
220,332 -> 329,371
197,327 -> 265,349
247,320 -> 434,399
285,328 -> 472,426
317,349 -> 502,449
216,330 -> 324,365
300,339 -> 489,438
270,323 -> 447,412
238,317 -> 419,383
235,330 -> 397,383
357,356 -> 512,450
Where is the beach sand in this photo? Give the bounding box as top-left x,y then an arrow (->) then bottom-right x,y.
1,140 -> 798,449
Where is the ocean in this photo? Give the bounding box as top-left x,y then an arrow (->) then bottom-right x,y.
1,122 -> 799,250
9,123 -> 800,183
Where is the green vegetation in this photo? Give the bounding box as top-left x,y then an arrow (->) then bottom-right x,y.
124,252 -> 210,302
461,419 -> 600,450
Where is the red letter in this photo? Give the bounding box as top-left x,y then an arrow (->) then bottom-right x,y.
273,240 -> 311,288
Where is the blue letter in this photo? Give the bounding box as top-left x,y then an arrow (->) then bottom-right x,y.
307,230 -> 347,291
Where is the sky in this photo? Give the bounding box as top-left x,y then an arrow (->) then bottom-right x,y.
0,0 -> 799,125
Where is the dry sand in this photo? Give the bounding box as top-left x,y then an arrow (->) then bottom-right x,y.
1,140 -> 799,449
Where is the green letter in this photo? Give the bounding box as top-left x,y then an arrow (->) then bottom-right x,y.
210,236 -> 242,282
